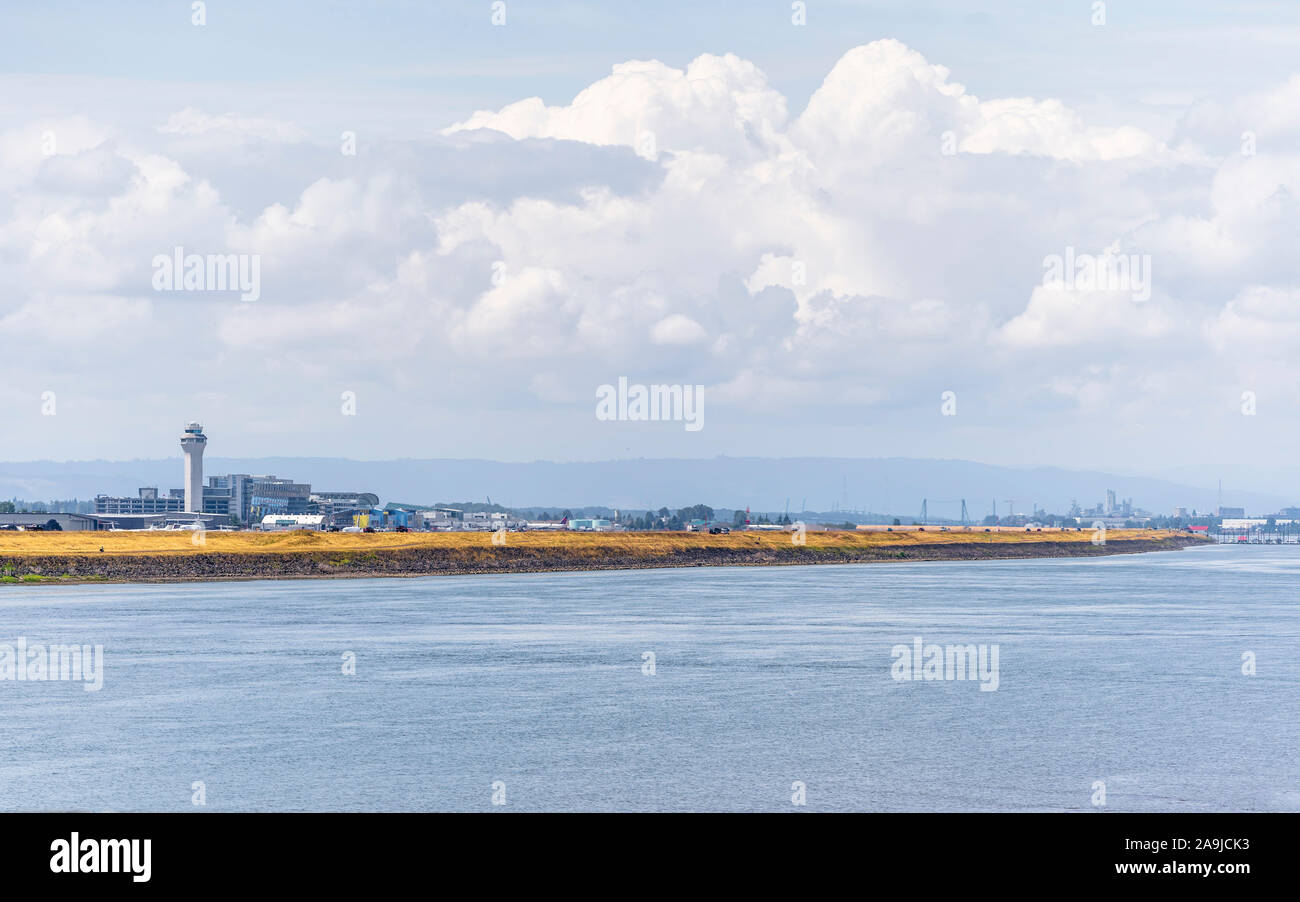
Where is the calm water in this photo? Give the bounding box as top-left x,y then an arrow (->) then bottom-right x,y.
1,544 -> 1296,812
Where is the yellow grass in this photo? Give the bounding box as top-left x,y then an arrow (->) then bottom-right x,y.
0,527 -> 1183,558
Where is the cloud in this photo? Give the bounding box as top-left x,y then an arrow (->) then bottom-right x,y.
962,97 -> 1159,161
1178,74 -> 1300,152
445,54 -> 789,161
4,39 -> 1300,465
650,313 -> 708,345
1204,285 -> 1300,357
33,142 -> 137,196
792,40 -> 1159,166
997,283 -> 1175,349
158,108 -> 308,144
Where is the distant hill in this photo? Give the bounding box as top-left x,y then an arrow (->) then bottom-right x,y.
0,456 -> 1288,517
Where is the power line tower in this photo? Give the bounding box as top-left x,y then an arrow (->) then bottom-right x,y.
960,499 -> 969,525
920,499 -> 928,525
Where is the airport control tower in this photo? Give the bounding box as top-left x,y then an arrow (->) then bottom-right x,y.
180,422 -> 207,513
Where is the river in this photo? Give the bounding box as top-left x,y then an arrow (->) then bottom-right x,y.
1,544 -> 1295,811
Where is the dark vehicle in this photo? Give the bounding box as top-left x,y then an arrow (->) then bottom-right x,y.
363,526 -> 375,533
708,526 -> 730,535
394,525 -> 410,532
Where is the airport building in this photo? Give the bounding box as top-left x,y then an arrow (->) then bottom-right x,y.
95,487 -> 187,515
260,514 -> 327,531
0,512 -> 103,531
37,422 -> 380,531
312,492 -> 381,528
247,478 -> 313,520
0,510 -> 231,531
180,422 -> 206,512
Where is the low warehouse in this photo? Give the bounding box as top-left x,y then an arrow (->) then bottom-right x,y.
260,514 -> 326,531
0,512 -> 103,531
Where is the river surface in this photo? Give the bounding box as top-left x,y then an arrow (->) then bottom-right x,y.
1,544 -> 1296,811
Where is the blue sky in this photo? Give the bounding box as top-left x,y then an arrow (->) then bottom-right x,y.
6,1 -> 1296,131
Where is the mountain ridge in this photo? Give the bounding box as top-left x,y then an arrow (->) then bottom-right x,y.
0,456 -> 1285,516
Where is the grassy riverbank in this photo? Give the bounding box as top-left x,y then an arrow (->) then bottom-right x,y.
0,528 -> 1208,584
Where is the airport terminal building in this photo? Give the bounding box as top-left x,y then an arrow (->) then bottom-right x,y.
76,423 -> 377,530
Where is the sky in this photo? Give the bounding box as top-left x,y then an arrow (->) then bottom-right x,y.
3,1 -> 1300,490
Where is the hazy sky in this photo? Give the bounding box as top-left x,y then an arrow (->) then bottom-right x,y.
3,1 -> 1300,480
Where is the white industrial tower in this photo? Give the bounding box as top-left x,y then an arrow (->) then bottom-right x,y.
180,422 -> 207,513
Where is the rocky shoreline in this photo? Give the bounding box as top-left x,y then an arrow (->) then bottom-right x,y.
1,534 -> 1208,585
